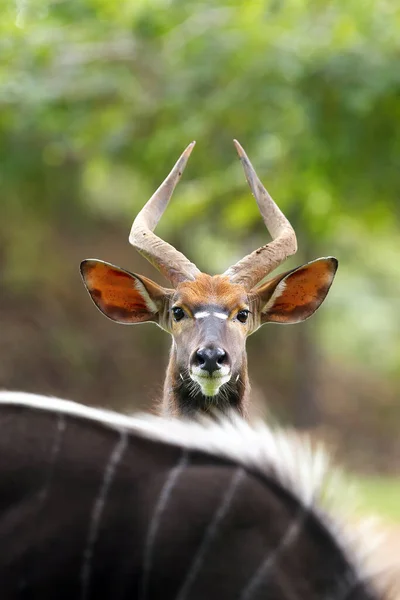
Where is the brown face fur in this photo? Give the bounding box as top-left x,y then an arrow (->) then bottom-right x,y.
167,275 -> 252,398
175,274 -> 248,310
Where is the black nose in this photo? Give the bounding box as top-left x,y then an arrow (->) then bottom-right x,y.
194,347 -> 227,375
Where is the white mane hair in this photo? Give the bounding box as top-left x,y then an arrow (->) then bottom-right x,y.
0,390 -> 393,597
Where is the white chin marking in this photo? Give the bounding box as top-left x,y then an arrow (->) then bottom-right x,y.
190,374 -> 231,397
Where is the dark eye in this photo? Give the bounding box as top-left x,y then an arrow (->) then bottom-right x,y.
172,307 -> 185,322
237,309 -> 249,323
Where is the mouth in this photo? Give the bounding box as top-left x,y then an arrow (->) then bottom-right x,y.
189,368 -> 231,397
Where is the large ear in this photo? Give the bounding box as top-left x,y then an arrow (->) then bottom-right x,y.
255,257 -> 338,324
80,259 -> 170,324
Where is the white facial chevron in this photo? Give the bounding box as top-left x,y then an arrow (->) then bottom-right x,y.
194,311 -> 228,320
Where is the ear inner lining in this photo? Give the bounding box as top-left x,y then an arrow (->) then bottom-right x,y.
80,260 -> 166,324
257,258 -> 338,324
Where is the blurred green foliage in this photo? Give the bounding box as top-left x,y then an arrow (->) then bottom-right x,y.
356,475 -> 400,521
0,0 -> 399,455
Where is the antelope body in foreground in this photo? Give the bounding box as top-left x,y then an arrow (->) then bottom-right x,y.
81,141 -> 338,416
0,391 -> 389,600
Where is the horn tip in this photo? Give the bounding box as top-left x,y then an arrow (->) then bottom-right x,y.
233,139 -> 245,158
184,141 -> 196,156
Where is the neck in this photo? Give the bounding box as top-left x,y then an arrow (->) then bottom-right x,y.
161,349 -> 250,418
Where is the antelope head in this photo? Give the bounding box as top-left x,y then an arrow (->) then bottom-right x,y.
80,141 -> 338,417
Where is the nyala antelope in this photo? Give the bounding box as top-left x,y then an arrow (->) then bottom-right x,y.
80,141 -> 338,416
0,392 -> 390,600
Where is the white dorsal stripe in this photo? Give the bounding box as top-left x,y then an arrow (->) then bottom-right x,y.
194,311 -> 228,320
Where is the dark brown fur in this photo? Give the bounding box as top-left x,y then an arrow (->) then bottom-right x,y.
0,399 -> 384,600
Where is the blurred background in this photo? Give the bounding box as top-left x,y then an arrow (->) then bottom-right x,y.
0,0 -> 399,543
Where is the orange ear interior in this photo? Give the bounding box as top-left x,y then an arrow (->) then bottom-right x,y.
80,260 -> 161,324
259,257 -> 338,324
